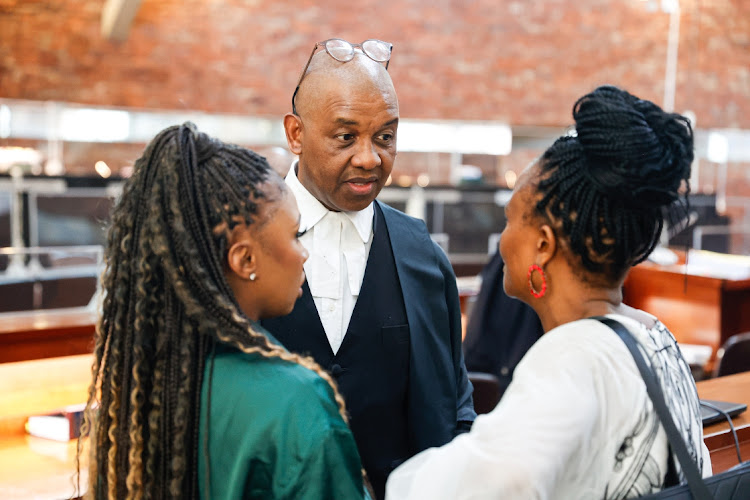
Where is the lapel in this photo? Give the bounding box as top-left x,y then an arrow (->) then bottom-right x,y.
377,200 -> 432,337
378,201 -> 461,451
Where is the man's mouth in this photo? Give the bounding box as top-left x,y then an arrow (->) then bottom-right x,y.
345,178 -> 378,194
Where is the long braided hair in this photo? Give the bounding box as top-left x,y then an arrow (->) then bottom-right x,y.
80,123 -> 349,499
531,85 -> 693,285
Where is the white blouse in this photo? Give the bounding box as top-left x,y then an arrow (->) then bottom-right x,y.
385,313 -> 712,500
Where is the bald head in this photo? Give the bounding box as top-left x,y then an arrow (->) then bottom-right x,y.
283,47 -> 399,212
294,51 -> 397,118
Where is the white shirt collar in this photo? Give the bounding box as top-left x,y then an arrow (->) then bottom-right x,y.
285,162 -> 374,243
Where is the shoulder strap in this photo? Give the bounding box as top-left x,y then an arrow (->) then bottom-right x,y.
593,316 -> 713,500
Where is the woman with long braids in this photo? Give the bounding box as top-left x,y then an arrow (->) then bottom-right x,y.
386,86 -> 712,499
81,123 -> 370,499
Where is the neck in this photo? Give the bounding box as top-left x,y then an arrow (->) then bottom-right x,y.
536,284 -> 624,333
226,272 -> 260,322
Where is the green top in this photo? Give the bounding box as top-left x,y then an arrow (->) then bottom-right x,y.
198,333 -> 369,499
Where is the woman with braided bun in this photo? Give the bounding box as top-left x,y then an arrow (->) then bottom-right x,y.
80,123 -> 370,499
386,86 -> 711,499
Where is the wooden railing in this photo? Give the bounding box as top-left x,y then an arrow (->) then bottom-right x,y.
0,308 -> 97,363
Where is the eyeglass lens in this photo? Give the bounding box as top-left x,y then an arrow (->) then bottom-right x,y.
325,39 -> 355,62
361,40 -> 391,62
324,39 -> 391,64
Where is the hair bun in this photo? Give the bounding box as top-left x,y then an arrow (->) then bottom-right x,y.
572,85 -> 693,208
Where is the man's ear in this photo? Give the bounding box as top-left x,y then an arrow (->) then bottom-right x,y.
283,113 -> 303,155
226,239 -> 257,281
537,224 -> 558,268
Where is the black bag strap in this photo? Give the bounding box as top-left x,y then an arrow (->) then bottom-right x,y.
593,316 -> 713,500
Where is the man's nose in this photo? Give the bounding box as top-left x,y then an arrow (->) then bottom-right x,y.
351,140 -> 382,170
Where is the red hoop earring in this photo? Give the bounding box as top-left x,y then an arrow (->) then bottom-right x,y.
527,264 -> 547,299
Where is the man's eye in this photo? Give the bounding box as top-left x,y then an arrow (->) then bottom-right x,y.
296,228 -> 308,238
378,132 -> 394,142
337,133 -> 355,141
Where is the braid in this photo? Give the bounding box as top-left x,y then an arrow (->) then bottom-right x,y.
143,307 -> 166,498
533,86 -> 693,284
81,123 -> 350,499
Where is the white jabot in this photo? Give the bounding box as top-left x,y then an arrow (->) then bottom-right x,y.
285,164 -> 374,354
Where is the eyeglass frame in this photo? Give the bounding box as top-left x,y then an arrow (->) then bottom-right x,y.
291,38 -> 393,115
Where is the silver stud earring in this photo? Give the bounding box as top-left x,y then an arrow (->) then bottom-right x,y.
249,272 -> 256,281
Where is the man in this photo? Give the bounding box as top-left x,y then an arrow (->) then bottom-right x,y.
262,39 -> 475,499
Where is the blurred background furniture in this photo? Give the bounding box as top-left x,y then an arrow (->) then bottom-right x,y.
713,332 -> 750,378
462,252 -> 543,398
623,252 -> 750,374
696,370 -> 750,474
0,355 -> 90,499
467,371 -> 501,415
0,309 -> 97,363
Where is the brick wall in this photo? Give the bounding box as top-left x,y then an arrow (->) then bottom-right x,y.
1,0 -> 748,127
1,0 -> 749,252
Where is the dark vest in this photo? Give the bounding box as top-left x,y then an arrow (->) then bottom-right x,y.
262,204 -> 410,499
